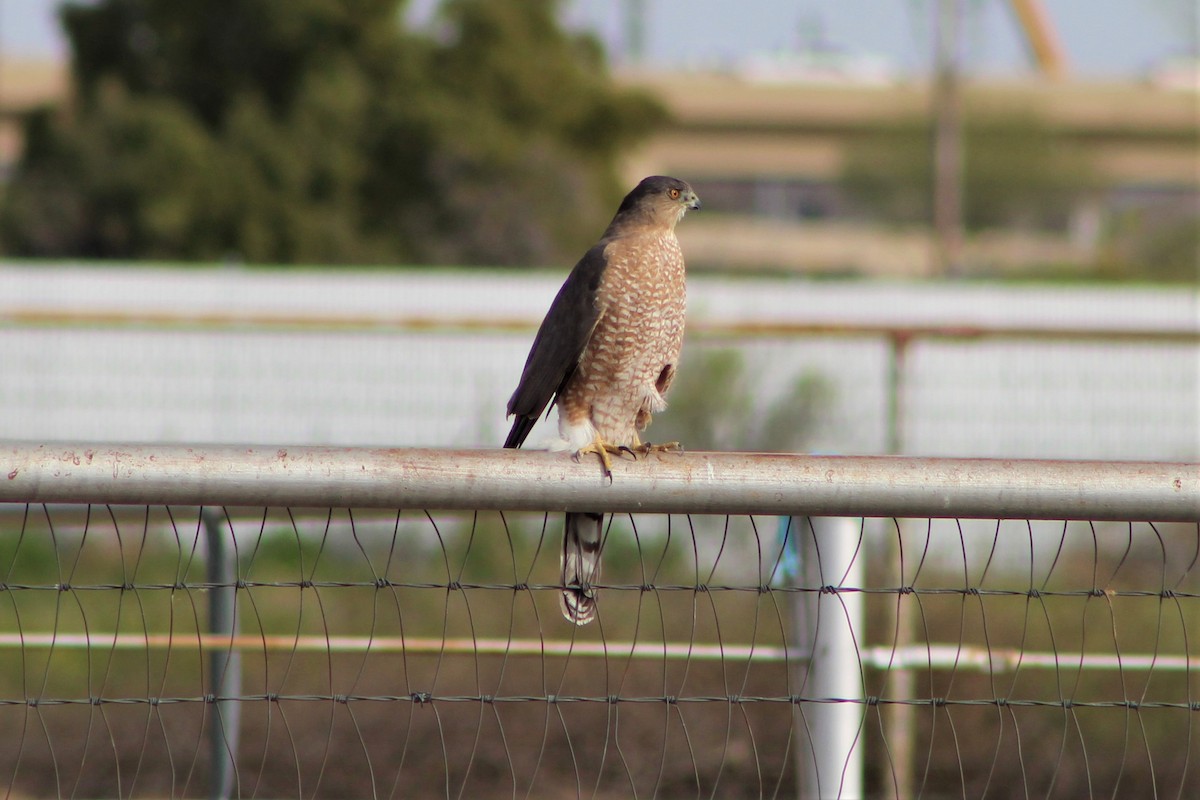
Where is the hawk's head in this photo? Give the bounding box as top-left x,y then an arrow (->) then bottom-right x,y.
614,175 -> 701,229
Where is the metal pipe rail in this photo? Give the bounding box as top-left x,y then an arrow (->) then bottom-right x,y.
5,307 -> 1199,344
2,442 -> 1196,521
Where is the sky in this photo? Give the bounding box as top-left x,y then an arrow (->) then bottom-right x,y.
566,0 -> 1197,77
0,0 -> 1195,79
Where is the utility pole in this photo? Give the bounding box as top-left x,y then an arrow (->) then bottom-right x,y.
624,0 -> 646,64
931,0 -> 965,277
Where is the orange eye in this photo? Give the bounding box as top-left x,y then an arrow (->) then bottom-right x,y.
669,188 -> 680,199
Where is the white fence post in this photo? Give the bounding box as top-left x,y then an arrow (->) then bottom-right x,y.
204,509 -> 241,800
793,516 -> 865,799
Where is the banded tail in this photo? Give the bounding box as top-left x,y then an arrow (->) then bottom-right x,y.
561,512 -> 604,625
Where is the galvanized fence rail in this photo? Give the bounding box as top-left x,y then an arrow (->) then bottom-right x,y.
1,443 -> 1198,799
4,443 -> 1195,519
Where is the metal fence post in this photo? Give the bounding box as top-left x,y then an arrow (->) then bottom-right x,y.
884,334 -> 916,800
793,516 -> 865,799
203,508 -> 240,800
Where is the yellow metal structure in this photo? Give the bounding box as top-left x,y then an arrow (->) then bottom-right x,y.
1008,0 -> 1068,77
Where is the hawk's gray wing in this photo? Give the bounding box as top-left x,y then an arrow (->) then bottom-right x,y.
504,243 -> 608,449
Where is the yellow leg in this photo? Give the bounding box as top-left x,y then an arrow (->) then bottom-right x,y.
575,433 -> 633,479
630,431 -> 683,456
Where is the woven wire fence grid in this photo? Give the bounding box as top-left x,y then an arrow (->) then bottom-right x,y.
1,444 -> 1198,799
5,266 -> 1197,463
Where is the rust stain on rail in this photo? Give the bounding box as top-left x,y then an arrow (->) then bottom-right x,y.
3,307 -> 1198,344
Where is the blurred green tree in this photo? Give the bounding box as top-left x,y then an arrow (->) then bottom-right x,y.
1096,210 -> 1200,283
0,0 -> 666,265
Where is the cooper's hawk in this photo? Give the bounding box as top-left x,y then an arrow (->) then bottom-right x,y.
504,175 -> 700,625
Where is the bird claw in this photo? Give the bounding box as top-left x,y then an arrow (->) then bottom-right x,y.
632,440 -> 684,456
575,438 -> 633,482
575,437 -> 672,482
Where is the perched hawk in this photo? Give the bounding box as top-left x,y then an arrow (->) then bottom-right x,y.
504,175 -> 700,625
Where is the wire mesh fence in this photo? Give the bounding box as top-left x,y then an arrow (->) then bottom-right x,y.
5,265 -> 1197,463
1,444 -> 1197,798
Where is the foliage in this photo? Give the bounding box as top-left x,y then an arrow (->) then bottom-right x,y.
651,346 -> 834,452
840,109 -> 1102,233
0,0 -> 666,265
1095,211 -> 1200,283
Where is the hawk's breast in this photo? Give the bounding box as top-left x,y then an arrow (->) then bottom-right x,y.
560,231 -> 687,445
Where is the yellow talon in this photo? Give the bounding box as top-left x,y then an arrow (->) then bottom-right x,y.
576,434 -> 619,479
632,440 -> 683,456
575,435 -> 631,479
621,432 -> 683,458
